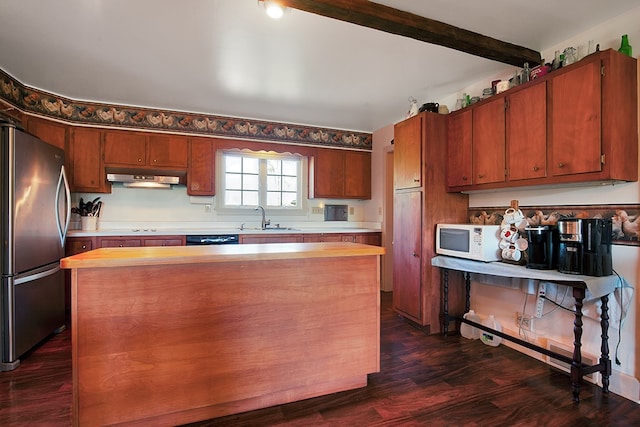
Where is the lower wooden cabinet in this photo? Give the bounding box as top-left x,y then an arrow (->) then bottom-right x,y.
242,232 -> 381,245
240,234 -> 303,244
97,235 -> 185,247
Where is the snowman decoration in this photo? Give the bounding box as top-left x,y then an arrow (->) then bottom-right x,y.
499,207 -> 529,262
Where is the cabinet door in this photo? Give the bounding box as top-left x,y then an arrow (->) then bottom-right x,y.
188,138 -> 215,195
355,233 -> 381,246
98,238 -> 142,248
507,83 -> 547,180
104,131 -> 147,166
69,128 -> 108,193
392,191 -> 422,320
26,117 -> 66,150
240,235 -> 302,243
312,149 -> 345,198
549,60 -> 602,176
143,237 -> 185,246
65,238 -> 94,256
147,135 -> 188,168
344,151 -> 371,199
394,114 -> 422,189
446,109 -> 473,188
473,97 -> 506,184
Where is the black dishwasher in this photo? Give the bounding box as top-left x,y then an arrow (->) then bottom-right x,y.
186,235 -> 239,245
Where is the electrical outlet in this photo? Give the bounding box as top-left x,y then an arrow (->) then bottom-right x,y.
311,207 -> 323,214
204,204 -> 211,213
349,207 -> 354,215
516,312 -> 534,332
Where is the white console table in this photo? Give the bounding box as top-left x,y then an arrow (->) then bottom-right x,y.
432,255 -> 630,403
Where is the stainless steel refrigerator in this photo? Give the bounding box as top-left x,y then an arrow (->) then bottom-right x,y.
1,119 -> 70,371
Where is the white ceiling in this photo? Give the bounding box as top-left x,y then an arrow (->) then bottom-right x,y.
1,0 -> 639,132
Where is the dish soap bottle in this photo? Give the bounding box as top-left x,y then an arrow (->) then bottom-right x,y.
480,315 -> 503,347
460,310 -> 481,340
619,34 -> 632,57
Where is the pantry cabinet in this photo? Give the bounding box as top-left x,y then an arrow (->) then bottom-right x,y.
393,115 -> 422,190
393,112 -> 468,333
310,148 -> 371,199
446,49 -> 637,192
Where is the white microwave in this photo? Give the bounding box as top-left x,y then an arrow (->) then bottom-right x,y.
436,224 -> 502,262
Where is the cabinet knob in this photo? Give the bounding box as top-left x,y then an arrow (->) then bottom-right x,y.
137,158 -> 143,163
412,252 -> 419,257
478,174 -> 484,179
532,166 -> 539,172
413,178 -> 420,183
119,244 -> 124,247
462,176 -> 468,181
81,245 -> 87,249
153,159 -> 158,163
557,163 -> 565,168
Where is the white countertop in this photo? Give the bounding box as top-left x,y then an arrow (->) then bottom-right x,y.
68,227 -> 382,237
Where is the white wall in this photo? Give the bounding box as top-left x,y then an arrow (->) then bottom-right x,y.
73,186 -> 374,231
368,7 -> 640,402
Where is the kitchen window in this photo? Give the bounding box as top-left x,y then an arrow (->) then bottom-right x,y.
218,150 -> 304,210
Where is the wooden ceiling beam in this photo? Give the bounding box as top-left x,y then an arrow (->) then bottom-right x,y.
278,0 -> 542,67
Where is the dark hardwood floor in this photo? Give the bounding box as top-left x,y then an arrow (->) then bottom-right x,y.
1,292 -> 638,426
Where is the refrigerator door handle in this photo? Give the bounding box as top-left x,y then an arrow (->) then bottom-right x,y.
14,265 -> 61,285
56,165 -> 72,245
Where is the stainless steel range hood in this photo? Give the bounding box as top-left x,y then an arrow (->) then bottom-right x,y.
106,171 -> 184,189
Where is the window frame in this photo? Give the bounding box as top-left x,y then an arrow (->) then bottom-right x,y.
215,148 -> 308,215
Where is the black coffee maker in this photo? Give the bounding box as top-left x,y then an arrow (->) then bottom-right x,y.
557,218 -> 612,276
525,225 -> 558,270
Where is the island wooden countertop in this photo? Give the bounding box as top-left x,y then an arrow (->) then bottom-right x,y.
61,242 -> 385,269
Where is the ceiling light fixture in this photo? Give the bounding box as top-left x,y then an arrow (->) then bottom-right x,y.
259,1 -> 287,19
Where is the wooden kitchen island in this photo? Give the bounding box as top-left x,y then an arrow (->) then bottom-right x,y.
61,242 -> 384,426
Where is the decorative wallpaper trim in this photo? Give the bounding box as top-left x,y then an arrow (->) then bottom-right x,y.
469,204 -> 640,246
0,68 -> 372,150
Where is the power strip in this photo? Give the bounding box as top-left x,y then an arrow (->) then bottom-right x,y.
534,282 -> 546,318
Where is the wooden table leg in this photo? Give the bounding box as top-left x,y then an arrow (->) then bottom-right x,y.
464,272 -> 471,313
600,294 -> 611,393
443,269 -> 449,336
571,287 -> 585,403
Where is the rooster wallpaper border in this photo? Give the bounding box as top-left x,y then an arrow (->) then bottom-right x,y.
469,204 -> 640,246
0,68 -> 372,150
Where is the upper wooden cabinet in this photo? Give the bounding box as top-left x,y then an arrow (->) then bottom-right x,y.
68,127 -> 109,193
394,114 -> 422,190
473,96 -> 506,185
310,148 -> 371,199
104,130 -> 188,169
344,151 -> 371,199
446,49 -> 637,192
507,82 -> 547,181
187,137 -> 215,196
26,116 -> 67,150
446,109 -> 473,187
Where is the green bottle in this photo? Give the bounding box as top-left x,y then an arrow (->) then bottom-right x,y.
619,34 -> 632,57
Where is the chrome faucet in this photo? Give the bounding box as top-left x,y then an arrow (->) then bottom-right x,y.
255,205 -> 270,230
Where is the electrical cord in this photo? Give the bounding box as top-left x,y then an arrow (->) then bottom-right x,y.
612,269 -> 624,366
